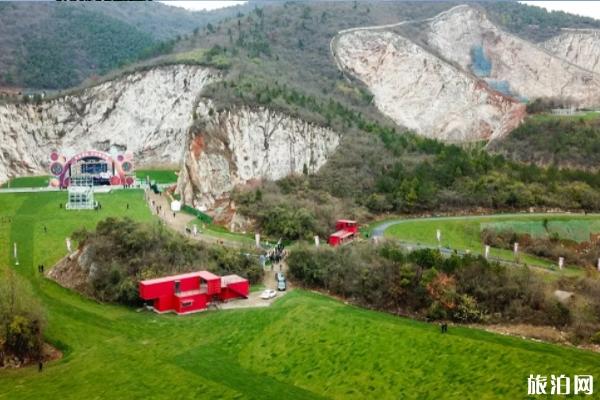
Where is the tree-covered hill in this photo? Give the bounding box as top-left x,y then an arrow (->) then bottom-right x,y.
489,113 -> 600,170
0,1 -> 247,89
3,0 -> 598,91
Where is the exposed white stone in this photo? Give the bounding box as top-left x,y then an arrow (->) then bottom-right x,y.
334,29 -> 525,142
0,65 -> 217,183
543,29 -> 600,74
427,5 -> 600,106
177,103 -> 340,209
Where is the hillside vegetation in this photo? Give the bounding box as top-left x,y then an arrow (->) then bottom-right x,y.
0,2 -> 247,89
484,1 -> 600,42
234,119 -> 600,240
489,113 -> 600,170
1,191 -> 599,398
289,243 -> 600,344
69,218 -> 262,304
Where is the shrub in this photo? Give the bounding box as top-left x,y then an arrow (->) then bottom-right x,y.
0,270 -> 46,363
73,218 -> 262,305
287,241 -> 600,342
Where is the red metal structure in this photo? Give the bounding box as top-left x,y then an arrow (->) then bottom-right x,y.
139,271 -> 249,315
328,219 -> 359,246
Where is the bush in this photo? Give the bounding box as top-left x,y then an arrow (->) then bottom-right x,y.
73,218 -> 262,305
5,315 -> 43,363
181,204 -> 213,224
287,242 -> 600,342
0,270 -> 46,364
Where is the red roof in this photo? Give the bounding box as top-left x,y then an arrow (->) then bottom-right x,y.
197,271 -> 220,281
140,270 -> 220,285
337,219 -> 357,224
330,230 -> 354,239
221,274 -> 247,287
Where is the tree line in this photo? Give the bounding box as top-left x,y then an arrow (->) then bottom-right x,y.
288,242 -> 600,345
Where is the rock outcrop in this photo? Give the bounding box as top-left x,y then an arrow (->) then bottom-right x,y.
333,4 -> 600,142
0,65 -> 217,183
543,29 -> 600,74
177,103 -> 340,209
427,5 -> 600,106
334,29 -> 525,142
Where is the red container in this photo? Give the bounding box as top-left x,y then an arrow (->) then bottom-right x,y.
328,220 -> 359,247
139,271 -> 249,315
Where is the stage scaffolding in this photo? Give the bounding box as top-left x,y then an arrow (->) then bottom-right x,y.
65,186 -> 97,210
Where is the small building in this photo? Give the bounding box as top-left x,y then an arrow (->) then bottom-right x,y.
139,271 -> 249,315
65,186 -> 97,210
328,219 -> 358,246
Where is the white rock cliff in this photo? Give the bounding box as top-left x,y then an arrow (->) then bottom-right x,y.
0,65 -> 217,183
426,5 -> 600,105
177,103 -> 340,209
333,5 -> 600,142
334,29 -> 525,142
543,29 -> 600,74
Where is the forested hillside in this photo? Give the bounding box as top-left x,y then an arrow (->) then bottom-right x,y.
489,113 -> 600,170
3,0 -> 598,91
0,1 -> 247,89
160,1 -> 600,239
484,1 -> 600,42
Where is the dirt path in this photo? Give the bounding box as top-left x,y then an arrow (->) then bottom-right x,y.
144,189 -> 245,248
144,189 -> 293,307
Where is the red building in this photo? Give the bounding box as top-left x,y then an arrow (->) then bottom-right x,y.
139,271 -> 249,315
328,219 -> 359,246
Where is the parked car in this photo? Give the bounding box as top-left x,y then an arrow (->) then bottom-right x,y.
275,272 -> 287,291
260,289 -> 277,300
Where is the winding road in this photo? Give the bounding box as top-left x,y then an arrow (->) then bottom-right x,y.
370,213 -> 599,273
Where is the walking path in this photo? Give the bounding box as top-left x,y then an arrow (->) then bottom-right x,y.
370,213 -> 598,274
144,189 -> 248,249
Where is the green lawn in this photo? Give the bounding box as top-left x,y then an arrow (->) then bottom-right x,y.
530,111 -> 600,123
0,176 -> 50,188
482,219 -> 600,243
373,214 -> 600,274
1,194 -> 599,399
136,169 -> 179,184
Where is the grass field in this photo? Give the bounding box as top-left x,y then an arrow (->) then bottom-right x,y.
135,169 -> 179,184
374,214 -> 600,273
482,219 -> 600,243
1,193 -> 599,399
530,111 -> 600,123
0,176 -> 50,188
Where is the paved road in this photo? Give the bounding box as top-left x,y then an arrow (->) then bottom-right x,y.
369,213 -> 598,273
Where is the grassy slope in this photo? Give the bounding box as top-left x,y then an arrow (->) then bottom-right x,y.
377,214 -> 600,273
135,169 -> 179,184
0,192 -> 599,399
0,176 -> 49,188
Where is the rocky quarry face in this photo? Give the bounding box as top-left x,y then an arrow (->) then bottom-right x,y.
0,63 -> 340,222
0,65 -> 216,183
333,4 -> 600,142
427,5 -> 600,106
334,29 -> 525,142
543,29 -> 600,74
176,103 -> 340,214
